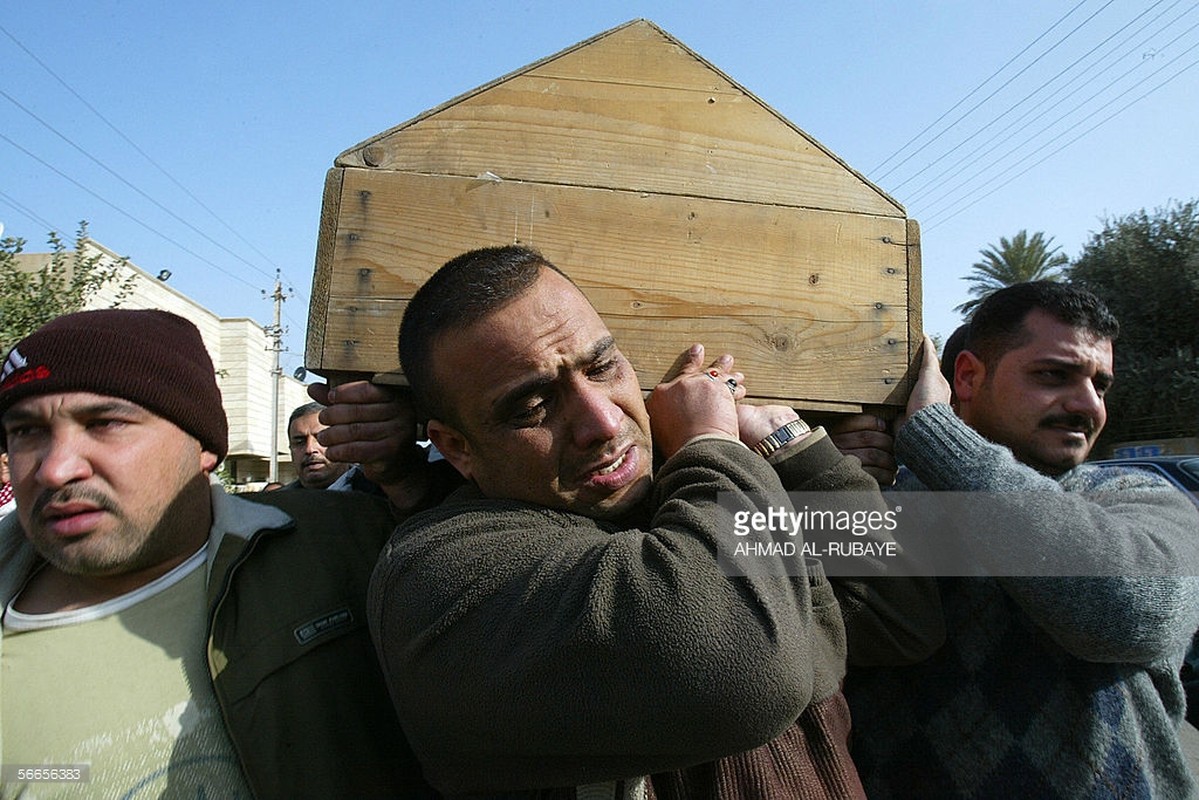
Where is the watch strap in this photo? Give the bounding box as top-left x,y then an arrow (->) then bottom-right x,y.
752,418 -> 811,458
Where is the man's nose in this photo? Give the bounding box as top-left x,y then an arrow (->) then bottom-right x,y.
569,383 -> 624,449
1064,379 -> 1104,421
36,430 -> 94,488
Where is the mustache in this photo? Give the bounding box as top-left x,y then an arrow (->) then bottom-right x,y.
1039,413 -> 1097,435
31,485 -> 118,520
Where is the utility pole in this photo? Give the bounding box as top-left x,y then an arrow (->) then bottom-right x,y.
264,271 -> 288,483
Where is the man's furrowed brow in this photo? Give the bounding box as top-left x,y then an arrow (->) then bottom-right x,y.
1,406 -> 38,428
83,399 -> 146,415
2,399 -> 149,435
1032,357 -> 1088,372
488,336 -> 618,419
585,336 -> 618,365
4,397 -> 142,422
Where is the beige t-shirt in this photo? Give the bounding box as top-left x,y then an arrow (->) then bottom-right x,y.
1,547 -> 251,799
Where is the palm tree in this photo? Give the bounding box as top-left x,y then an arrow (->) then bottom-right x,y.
954,230 -> 1068,316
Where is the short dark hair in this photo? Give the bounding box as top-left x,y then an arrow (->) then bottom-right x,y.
398,246 -> 572,423
965,281 -> 1119,369
288,401 -> 325,435
940,323 -> 970,388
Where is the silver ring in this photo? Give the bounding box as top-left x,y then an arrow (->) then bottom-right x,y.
725,377 -> 738,395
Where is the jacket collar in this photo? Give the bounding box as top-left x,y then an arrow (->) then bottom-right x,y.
205,478 -> 293,584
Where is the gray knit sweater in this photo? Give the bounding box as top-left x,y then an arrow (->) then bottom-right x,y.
846,403 -> 1199,799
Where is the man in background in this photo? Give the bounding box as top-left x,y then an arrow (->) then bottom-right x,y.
847,282 -> 1199,798
285,401 -> 356,490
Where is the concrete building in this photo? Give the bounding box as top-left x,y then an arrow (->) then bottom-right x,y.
12,239 -> 311,490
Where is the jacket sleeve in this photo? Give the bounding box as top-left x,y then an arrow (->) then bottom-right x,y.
770,430 -> 945,667
213,491 -> 438,799
896,402 -> 1199,664
368,436 -> 849,794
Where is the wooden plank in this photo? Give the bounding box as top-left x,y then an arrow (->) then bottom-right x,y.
309,168 -> 913,408
316,293 -> 905,402
320,169 -> 909,301
306,168 -> 343,368
899,217 -> 925,405
338,21 -> 901,218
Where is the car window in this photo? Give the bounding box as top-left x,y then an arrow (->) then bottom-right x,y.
1117,463 -> 1171,482
1179,458 -> 1199,488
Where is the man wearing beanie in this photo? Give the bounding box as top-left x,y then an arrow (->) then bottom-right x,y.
0,309 -> 440,798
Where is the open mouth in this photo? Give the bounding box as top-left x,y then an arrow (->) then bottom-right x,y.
580,444 -> 642,490
594,451 -> 628,476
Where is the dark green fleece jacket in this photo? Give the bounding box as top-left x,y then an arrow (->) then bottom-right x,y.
369,431 -> 941,797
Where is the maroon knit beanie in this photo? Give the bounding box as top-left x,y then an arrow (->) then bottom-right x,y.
0,309 -> 229,462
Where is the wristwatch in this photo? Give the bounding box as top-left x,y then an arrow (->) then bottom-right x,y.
752,418 -> 811,458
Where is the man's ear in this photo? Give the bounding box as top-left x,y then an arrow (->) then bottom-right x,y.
426,419 -> 473,480
954,350 -> 986,404
201,451 -> 219,474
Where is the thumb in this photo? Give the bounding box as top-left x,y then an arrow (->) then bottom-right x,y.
919,334 -> 941,378
308,382 -> 331,405
660,343 -> 705,383
900,334 -> 951,430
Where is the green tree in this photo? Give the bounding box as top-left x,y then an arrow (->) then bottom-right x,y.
955,229 -> 1068,316
1067,199 -> 1199,450
0,222 -> 134,353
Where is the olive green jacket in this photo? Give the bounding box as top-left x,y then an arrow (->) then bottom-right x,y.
0,484 -> 437,799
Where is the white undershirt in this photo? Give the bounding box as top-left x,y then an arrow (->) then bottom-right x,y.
3,542 -> 207,631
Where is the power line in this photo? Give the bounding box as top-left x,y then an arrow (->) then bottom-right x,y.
0,131 -> 262,292
0,87 -> 281,283
918,17 -> 1199,223
0,21 -> 292,284
898,0 -> 1184,199
870,0 -> 1113,181
923,50 -> 1199,230
0,188 -> 68,236
0,22 -> 310,299
911,5 -> 1199,214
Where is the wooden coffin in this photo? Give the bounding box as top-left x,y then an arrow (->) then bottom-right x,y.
307,19 -> 921,414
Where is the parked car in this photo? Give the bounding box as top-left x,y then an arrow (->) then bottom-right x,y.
1089,454 -> 1199,508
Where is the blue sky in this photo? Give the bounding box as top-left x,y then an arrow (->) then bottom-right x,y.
3,1 -> 1196,379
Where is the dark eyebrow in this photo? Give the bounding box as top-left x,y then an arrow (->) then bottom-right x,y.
489,336 -> 618,421
586,336 -> 618,365
1030,358 -> 1114,387
1030,357 -> 1085,372
82,400 -> 147,417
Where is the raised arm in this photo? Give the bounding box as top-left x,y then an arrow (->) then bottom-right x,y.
367,346 -> 841,793
309,381 -> 434,512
